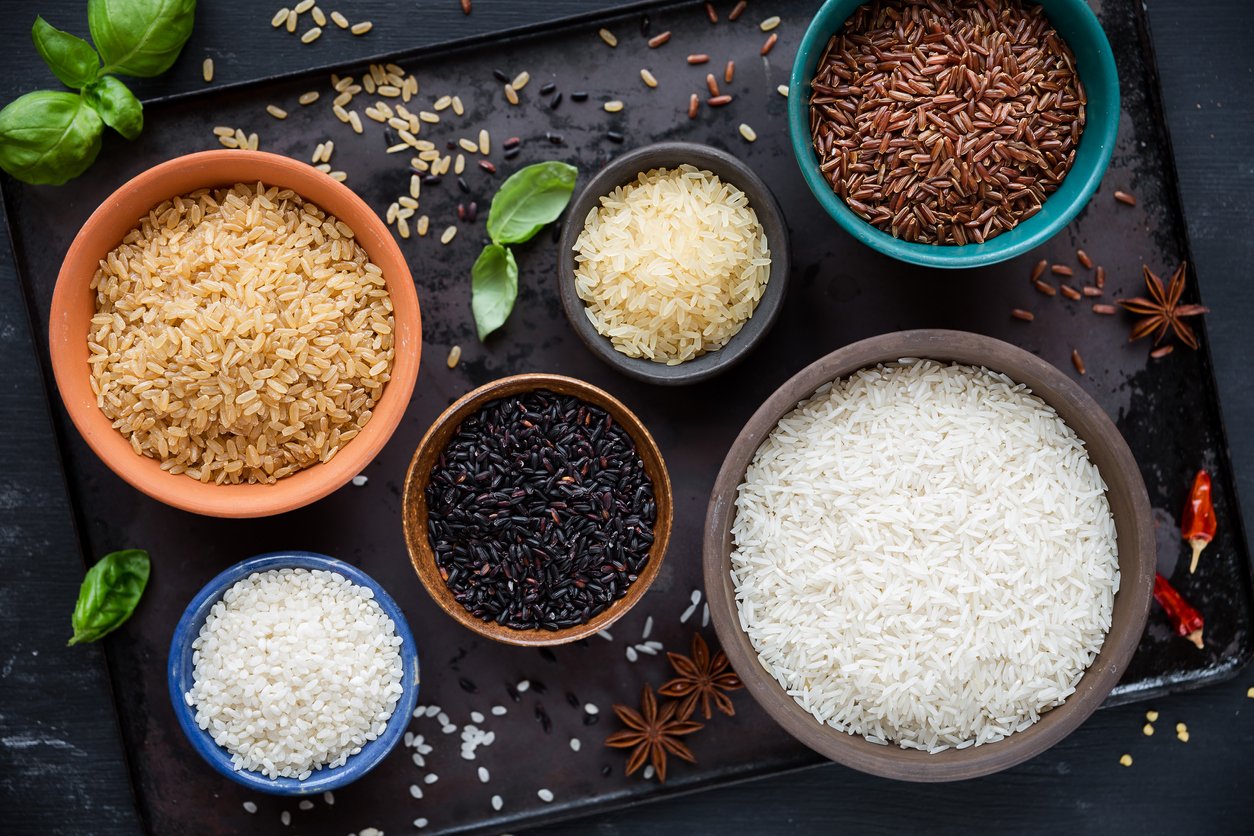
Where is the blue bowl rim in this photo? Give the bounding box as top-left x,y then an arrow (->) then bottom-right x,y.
787,0 -> 1120,269
167,551 -> 420,796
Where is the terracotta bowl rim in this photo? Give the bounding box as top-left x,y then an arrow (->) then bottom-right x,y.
47,149 -> 421,518
702,329 -> 1155,781
401,372 -> 673,646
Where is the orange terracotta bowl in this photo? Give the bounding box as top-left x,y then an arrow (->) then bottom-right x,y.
47,150 -> 422,518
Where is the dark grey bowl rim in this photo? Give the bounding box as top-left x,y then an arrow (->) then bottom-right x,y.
557,141 -> 791,386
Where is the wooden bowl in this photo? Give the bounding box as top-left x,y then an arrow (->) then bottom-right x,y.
703,330 -> 1155,782
402,373 -> 672,646
47,150 -> 421,518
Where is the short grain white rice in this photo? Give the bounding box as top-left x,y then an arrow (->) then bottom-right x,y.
187,568 -> 404,779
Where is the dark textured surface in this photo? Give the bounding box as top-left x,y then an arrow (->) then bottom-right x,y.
0,1 -> 1251,835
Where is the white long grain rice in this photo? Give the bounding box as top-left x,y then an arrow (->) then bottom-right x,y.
572,165 -> 770,365
730,360 -> 1119,753
88,183 -> 394,484
187,568 -> 404,779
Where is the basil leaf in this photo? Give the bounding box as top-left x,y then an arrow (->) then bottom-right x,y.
32,16 -> 100,89
89,0 -> 197,78
83,75 -> 143,140
486,161 -> 578,245
0,91 -> 103,185
472,244 -> 519,341
68,549 -> 150,646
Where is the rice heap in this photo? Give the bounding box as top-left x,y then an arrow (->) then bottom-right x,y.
730,360 -> 1119,752
572,165 -> 771,365
88,182 -> 394,484
186,568 -> 405,779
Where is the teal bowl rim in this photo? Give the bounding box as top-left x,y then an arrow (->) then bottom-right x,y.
787,0 -> 1120,269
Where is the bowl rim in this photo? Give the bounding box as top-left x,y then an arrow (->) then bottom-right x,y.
166,551 -> 421,795
401,372 -> 673,646
787,0 -> 1120,268
702,329 -> 1155,781
48,150 -> 422,518
556,141 -> 790,385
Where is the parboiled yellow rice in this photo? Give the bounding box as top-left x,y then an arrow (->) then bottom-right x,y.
88,182 -> 394,485
572,165 -> 770,365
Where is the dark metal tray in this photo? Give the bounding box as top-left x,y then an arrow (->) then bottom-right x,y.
3,0 -> 1250,833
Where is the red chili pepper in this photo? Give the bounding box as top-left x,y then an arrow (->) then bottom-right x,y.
1181,469 -> 1217,573
1153,573 -> 1204,649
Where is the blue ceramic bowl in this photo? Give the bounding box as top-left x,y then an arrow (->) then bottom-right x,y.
168,552 -> 420,795
788,0 -> 1120,268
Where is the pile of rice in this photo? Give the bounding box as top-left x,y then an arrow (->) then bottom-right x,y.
730,360 -> 1119,753
186,568 -> 405,779
572,165 -> 771,365
88,182 -> 394,484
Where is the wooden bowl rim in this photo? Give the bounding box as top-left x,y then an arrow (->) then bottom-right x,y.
46,150 -> 421,518
402,373 -> 673,646
702,329 -> 1155,781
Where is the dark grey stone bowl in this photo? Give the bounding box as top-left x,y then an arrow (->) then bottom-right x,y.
557,141 -> 790,386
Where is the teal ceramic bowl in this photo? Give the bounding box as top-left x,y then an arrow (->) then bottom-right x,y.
788,0 -> 1120,268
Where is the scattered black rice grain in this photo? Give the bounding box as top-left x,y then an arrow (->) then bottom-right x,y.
570,91 -> 589,102
457,177 -> 470,193
459,677 -> 478,694
539,647 -> 558,663
457,203 -> 467,222
566,691 -> 580,707
506,683 -> 522,703
809,0 -> 1086,245
504,147 -> 520,160
446,140 -> 457,151
549,91 -> 563,109
426,389 -> 656,631
601,764 -> 612,777
423,175 -> 442,185
606,130 -> 625,144
583,712 -> 600,726
640,14 -> 651,36
467,201 -> 479,223
535,703 -> 553,733
540,81 -> 557,96
493,68 -> 510,83
546,131 -> 565,145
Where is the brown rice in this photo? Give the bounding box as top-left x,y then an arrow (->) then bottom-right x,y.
88,182 -> 394,485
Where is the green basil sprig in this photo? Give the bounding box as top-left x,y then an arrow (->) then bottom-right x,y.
68,549 -> 151,645
472,161 -> 578,341
0,1 -> 196,186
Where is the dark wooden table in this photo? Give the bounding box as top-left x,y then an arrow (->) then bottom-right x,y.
1,2 -> 1251,833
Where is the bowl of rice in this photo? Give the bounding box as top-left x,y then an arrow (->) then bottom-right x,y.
48,150 -> 421,517
703,330 -> 1154,781
557,142 -> 789,385
168,551 -> 419,794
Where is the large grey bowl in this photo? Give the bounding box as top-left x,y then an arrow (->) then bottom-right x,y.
557,142 -> 790,386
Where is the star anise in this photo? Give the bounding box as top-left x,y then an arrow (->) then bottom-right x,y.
604,685 -> 702,783
1118,261 -> 1209,350
659,633 -> 743,720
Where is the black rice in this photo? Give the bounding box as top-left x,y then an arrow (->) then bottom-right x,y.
426,389 -> 656,631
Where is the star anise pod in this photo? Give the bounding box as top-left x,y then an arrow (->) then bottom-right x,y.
659,633 -> 743,720
1118,261 -> 1209,350
604,685 -> 702,783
